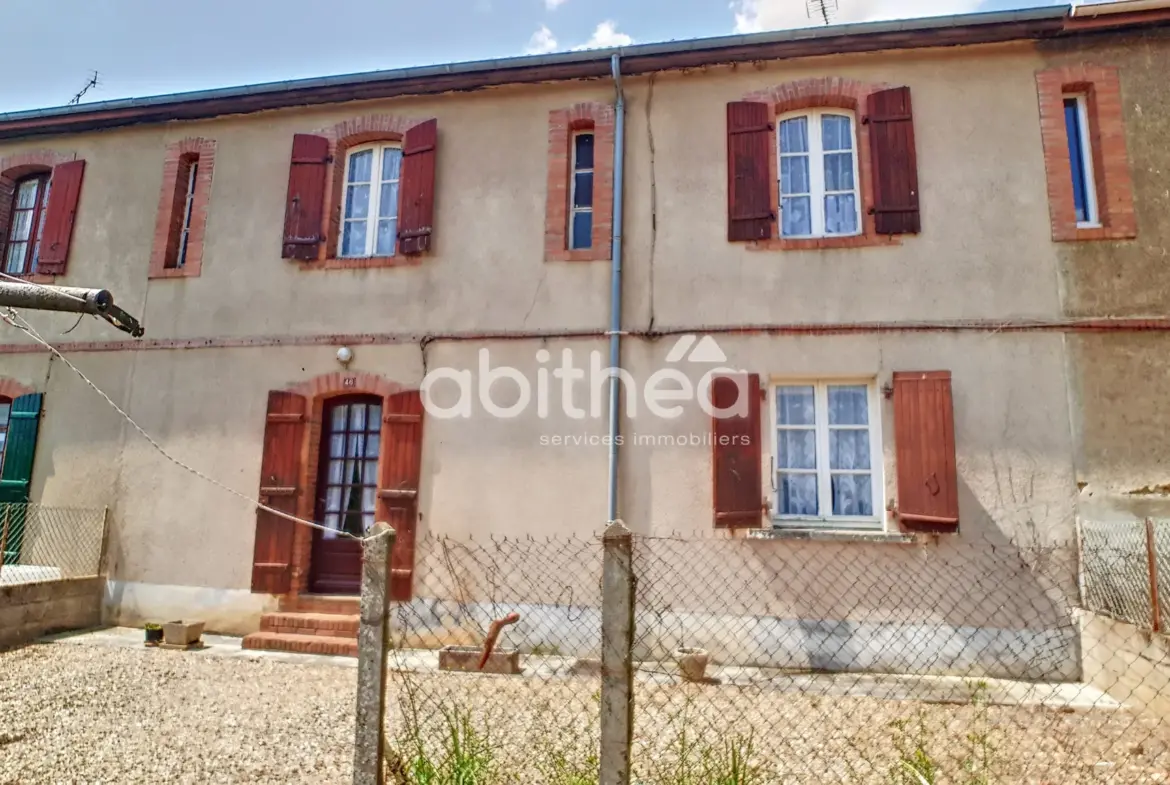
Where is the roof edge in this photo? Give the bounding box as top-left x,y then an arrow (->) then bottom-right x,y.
0,5 -> 1114,141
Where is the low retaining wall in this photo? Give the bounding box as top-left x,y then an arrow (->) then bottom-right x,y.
1078,609 -> 1170,717
0,577 -> 104,650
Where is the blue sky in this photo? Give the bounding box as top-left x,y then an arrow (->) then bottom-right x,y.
0,0 -> 1079,114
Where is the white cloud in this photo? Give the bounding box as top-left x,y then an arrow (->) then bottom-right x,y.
526,24 -> 559,54
731,0 -> 984,34
572,20 -> 634,50
545,0 -> 568,9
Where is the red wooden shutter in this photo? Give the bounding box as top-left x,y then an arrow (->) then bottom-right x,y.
726,102 -> 774,243
281,134 -> 330,260
892,371 -> 959,532
378,389 -> 425,601
867,87 -> 921,235
37,160 -> 86,275
251,391 -> 307,593
398,119 -> 438,255
711,373 -> 763,528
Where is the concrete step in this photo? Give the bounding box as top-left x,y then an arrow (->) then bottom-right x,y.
241,631 -> 358,658
259,611 -> 359,638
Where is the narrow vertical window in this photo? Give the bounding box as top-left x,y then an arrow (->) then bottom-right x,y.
168,156 -> 199,269
569,132 -> 594,250
1063,95 -> 1099,226
340,144 -> 402,258
0,397 -> 10,472
4,174 -> 51,275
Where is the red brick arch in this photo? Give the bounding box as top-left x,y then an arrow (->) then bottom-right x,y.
286,370 -> 410,400
0,378 -> 36,400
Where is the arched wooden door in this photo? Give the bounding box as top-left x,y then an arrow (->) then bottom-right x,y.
309,394 -> 383,594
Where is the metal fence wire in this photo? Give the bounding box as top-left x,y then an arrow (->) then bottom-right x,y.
0,503 -> 107,585
382,529 -> 1170,784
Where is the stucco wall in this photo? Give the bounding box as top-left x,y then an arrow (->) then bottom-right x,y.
0,40 -> 1087,655
1039,29 -> 1170,501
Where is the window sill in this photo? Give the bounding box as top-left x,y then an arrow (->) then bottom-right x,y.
748,233 -> 899,252
299,256 -> 422,271
545,248 -> 611,263
1054,224 -> 1138,242
149,266 -> 199,279
748,527 -> 916,544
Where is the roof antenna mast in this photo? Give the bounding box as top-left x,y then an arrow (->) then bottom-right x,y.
807,0 -> 837,25
69,71 -> 100,105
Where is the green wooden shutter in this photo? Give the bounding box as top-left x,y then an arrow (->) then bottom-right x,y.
0,393 -> 42,563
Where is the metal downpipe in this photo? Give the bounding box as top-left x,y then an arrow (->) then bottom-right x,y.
606,53 -> 626,524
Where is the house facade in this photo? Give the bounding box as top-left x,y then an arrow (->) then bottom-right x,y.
0,2 -> 1167,677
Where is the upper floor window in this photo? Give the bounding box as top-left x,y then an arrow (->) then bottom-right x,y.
1063,95 -> 1099,227
4,174 -> 51,275
173,156 -> 200,269
569,132 -> 594,250
340,144 -> 403,258
778,111 -> 860,239
773,381 -> 881,527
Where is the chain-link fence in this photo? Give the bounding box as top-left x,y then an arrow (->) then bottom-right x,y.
0,503 -> 107,585
1080,517 -> 1170,634
380,528 -> 1170,784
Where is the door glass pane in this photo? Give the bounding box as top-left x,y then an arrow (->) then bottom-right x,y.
368,404 -> 382,426
779,473 -> 819,516
342,221 -> 367,257
832,474 -> 873,517
0,403 -> 10,422
381,148 -> 402,182
777,386 -> 815,425
573,133 -> 594,170
376,219 -> 397,256
325,487 -> 342,513
363,513 -> 376,532
328,459 -> 345,484
329,434 -> 346,458
323,513 -> 340,537
349,404 -> 367,430
573,173 -> 593,208
825,194 -> 858,235
364,432 -> 380,457
780,156 -> 809,196
362,461 -> 379,484
779,117 -> 809,153
828,386 -> 868,425
348,149 -> 373,182
361,487 -> 377,514
781,196 -> 812,237
821,115 -> 853,152
830,430 -> 871,470
778,429 -> 817,470
331,405 -> 348,430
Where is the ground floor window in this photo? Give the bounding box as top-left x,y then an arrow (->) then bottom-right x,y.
773,380 -> 883,528
316,396 -> 382,538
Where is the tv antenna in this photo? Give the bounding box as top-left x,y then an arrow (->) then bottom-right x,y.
69,71 -> 100,105
807,0 -> 838,25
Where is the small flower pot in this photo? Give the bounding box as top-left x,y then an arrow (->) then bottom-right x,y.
674,647 -> 710,683
162,620 -> 205,647
144,625 -> 163,646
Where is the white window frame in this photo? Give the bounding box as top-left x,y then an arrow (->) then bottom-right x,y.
777,109 -> 862,240
175,160 -> 199,268
1064,94 -> 1100,228
770,379 -> 884,530
339,142 -> 403,259
568,131 -> 594,250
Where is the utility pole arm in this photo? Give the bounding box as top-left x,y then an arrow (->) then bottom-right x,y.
0,282 -> 145,337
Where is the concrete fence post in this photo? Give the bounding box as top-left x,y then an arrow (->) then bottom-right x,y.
1147,518 -> 1162,634
353,523 -> 396,785
599,520 -> 634,785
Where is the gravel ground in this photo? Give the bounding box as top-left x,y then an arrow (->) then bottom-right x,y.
3,643 -> 1169,784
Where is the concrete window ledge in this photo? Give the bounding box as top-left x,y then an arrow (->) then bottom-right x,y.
748,528 -> 917,544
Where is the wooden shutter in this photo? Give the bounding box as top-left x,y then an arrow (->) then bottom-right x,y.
398,119 -> 438,255
711,374 -> 763,528
37,160 -> 86,275
867,87 -> 921,235
0,393 -> 42,505
378,390 -> 424,601
892,371 -> 959,532
726,102 -> 774,243
251,391 -> 306,593
281,134 -> 329,260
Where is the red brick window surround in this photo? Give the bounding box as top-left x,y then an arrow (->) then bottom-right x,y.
311,115 -> 426,271
0,150 -> 74,283
743,78 -> 899,252
545,102 -> 614,262
149,138 -> 216,279
1035,65 -> 1136,242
